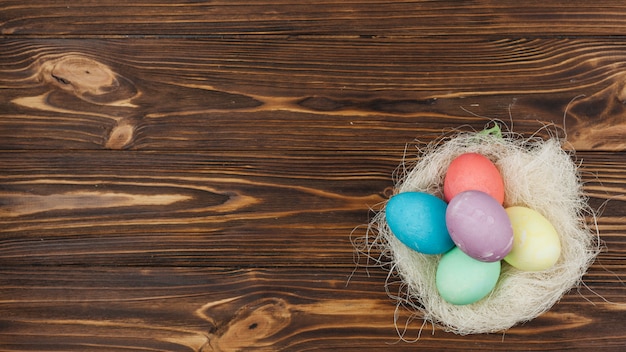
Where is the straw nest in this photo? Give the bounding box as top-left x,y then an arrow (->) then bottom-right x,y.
356,126 -> 600,335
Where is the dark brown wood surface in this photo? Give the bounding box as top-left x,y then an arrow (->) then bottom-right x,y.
1,1 -> 625,351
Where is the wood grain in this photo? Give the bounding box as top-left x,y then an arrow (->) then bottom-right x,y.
2,0 -> 626,37
2,1 -> 626,351
0,150 -> 384,267
1,267 -> 625,351
3,38 -> 626,151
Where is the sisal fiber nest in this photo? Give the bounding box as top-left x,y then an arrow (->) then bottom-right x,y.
358,126 -> 600,335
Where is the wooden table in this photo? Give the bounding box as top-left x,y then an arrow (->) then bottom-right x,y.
1,1 -> 625,351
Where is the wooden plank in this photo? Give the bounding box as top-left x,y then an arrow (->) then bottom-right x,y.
2,1 -> 626,37
1,267 -> 625,351
0,150 -> 384,268
2,38 -> 626,151
3,2 -> 626,350
1,150 -> 624,268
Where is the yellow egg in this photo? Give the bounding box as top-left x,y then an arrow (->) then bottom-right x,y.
504,206 -> 561,271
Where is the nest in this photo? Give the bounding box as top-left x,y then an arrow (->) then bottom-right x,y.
357,126 -> 600,335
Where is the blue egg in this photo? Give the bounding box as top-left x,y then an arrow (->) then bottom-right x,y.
385,192 -> 454,255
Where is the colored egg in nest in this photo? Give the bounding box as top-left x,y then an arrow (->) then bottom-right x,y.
385,192 -> 454,255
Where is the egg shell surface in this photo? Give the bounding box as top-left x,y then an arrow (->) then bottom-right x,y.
446,190 -> 513,262
385,192 -> 454,255
444,153 -> 505,204
504,206 -> 561,271
436,246 -> 501,305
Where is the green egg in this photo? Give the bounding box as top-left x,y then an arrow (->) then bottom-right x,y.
436,247 -> 501,305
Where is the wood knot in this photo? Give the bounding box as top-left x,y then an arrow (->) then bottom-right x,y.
49,55 -> 117,93
617,79 -> 626,104
38,54 -> 138,107
105,120 -> 135,149
201,297 -> 292,351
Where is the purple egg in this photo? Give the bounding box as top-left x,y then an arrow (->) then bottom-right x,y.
446,190 -> 513,262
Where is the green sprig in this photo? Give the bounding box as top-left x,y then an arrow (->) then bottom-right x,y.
478,124 -> 503,139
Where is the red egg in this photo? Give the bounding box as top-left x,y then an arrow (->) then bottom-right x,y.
443,153 -> 505,204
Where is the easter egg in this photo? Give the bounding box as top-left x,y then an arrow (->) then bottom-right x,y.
446,190 -> 513,262
504,206 -> 561,271
444,153 -> 505,204
385,192 -> 454,255
436,246 -> 501,305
